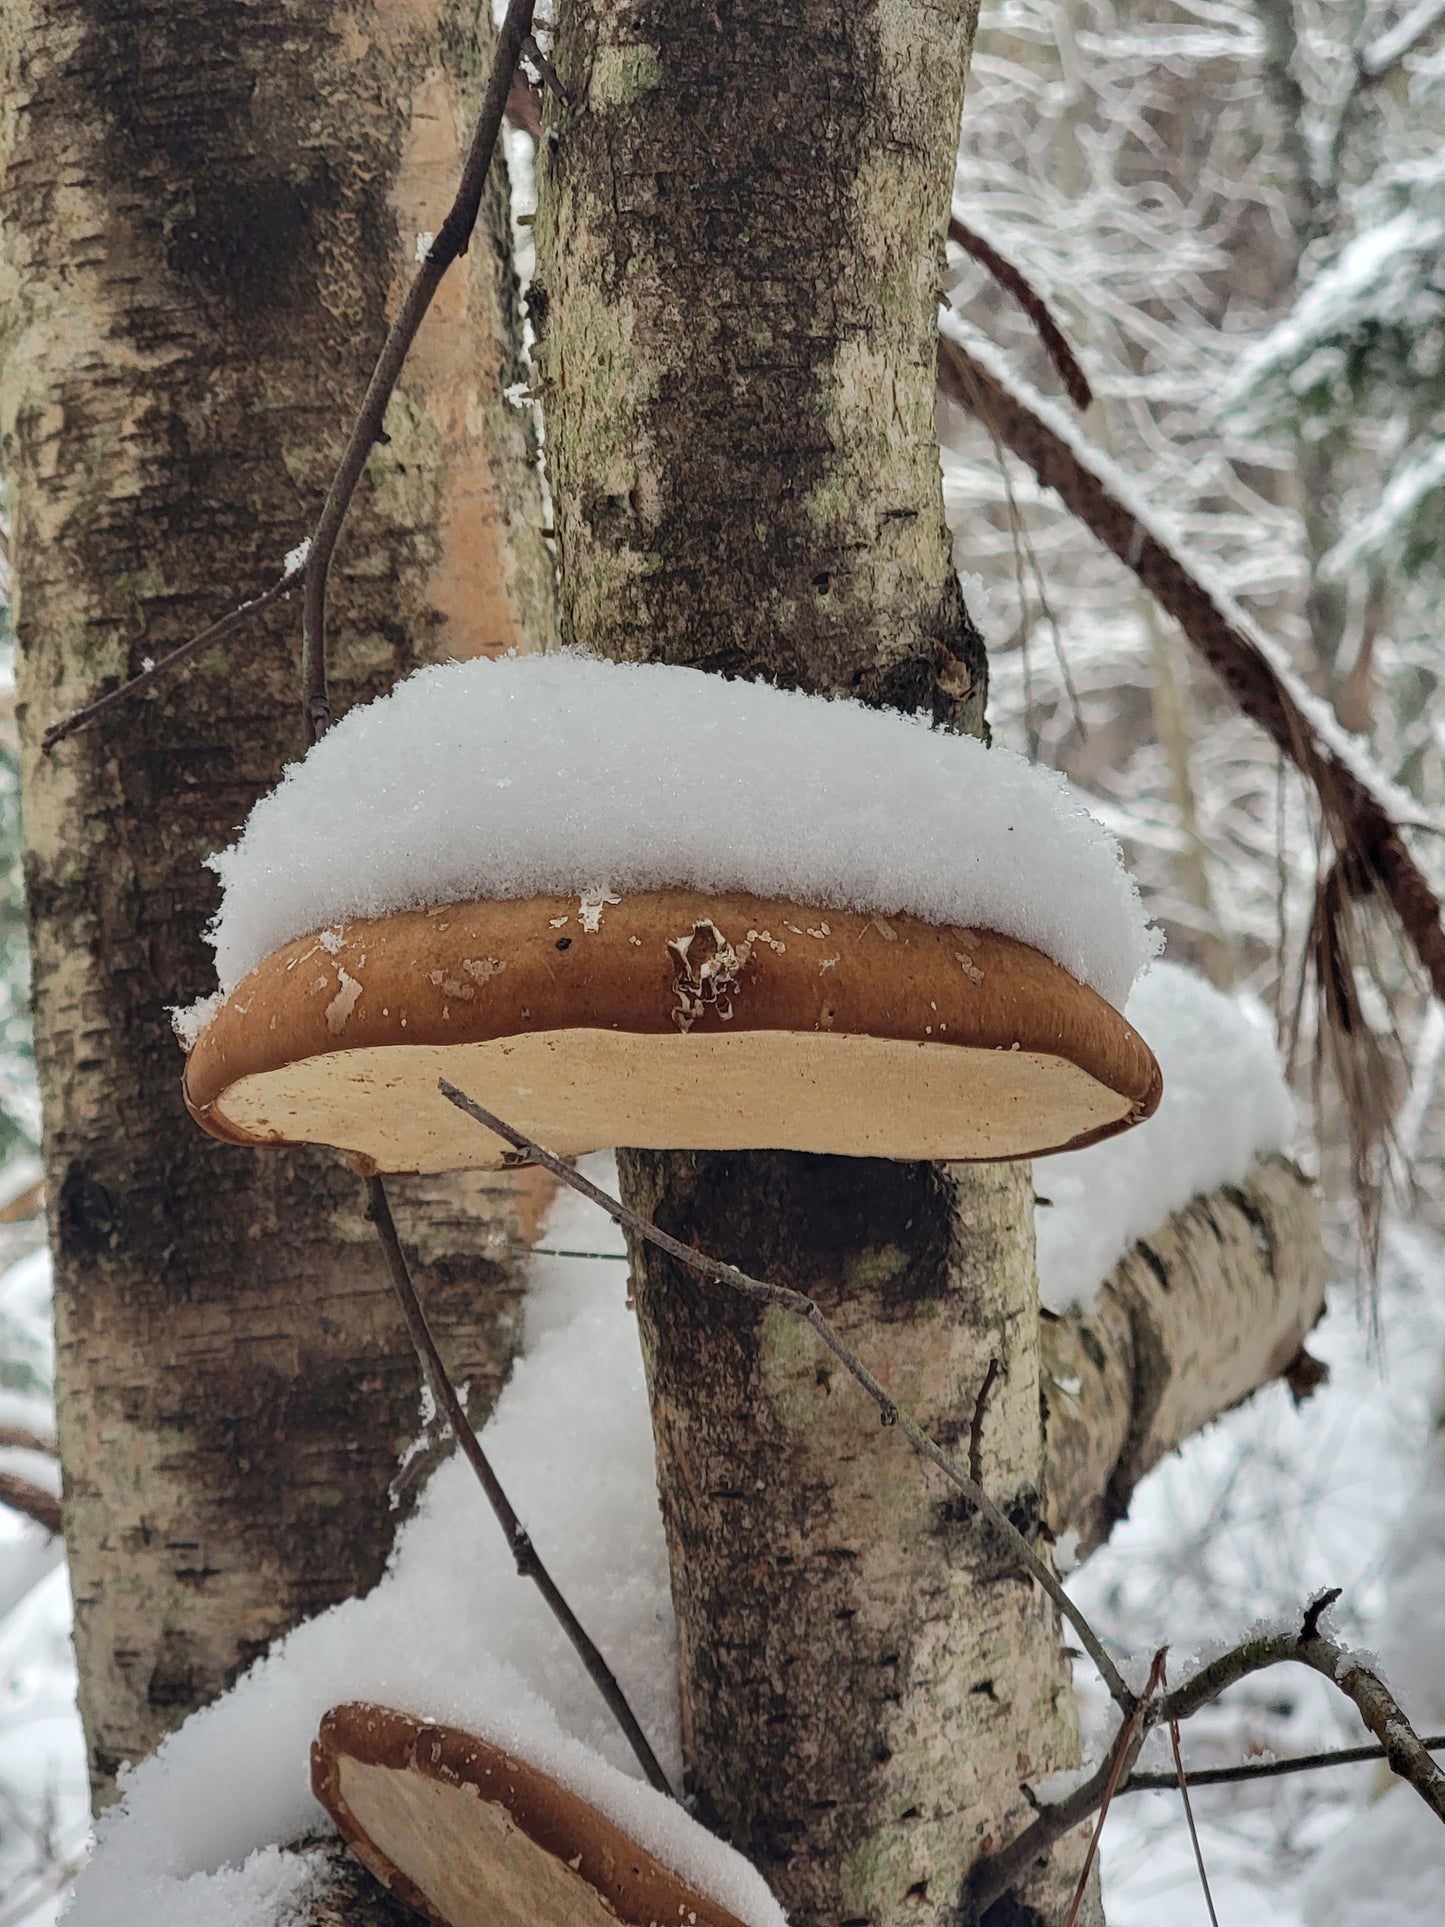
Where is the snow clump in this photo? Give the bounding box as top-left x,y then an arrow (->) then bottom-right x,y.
1034,961 -> 1295,1311
195,652 -> 1157,1008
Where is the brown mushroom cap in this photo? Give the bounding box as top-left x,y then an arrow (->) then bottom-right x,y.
311,1702 -> 752,1927
184,888 -> 1161,1173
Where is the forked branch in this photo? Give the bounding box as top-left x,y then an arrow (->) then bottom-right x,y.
965,1588 -> 1445,1916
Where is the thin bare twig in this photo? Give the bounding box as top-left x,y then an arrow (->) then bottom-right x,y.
968,1356 -> 1000,1487
364,1175 -> 674,1798
1170,1717 -> 1221,1927
522,33 -> 570,106
1123,1731 -> 1445,1792
435,1080 -> 1137,1718
41,564 -> 305,751
302,0 -> 537,741
0,1471 -> 60,1536
507,1243 -> 628,1261
948,217 -> 1093,410
1064,1650 -> 1168,1927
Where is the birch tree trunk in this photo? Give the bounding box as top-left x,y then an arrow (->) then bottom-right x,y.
533,6 -> 1099,1920
0,0 -> 552,1798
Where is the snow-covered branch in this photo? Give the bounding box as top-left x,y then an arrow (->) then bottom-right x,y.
1362,0 -> 1445,79
938,324 -> 1445,1005
1042,1152 -> 1326,1557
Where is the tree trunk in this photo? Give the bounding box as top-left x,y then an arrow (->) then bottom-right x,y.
533,5 -> 1098,1921
0,0 -> 552,1798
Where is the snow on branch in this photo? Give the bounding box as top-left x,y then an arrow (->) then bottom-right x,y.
1042,1151 -> 1326,1557
937,321 -> 1445,1009
1361,0 -> 1445,78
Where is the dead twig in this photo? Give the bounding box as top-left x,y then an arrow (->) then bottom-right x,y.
1064,1650 -> 1168,1927
436,1080 -> 1137,1719
0,1471 -> 60,1536
948,217 -> 1093,410
1123,1731 -> 1445,1792
41,564 -> 305,751
971,1586 -> 1445,1914
1159,1588 -> 1445,1820
1169,1716 -> 1221,1927
364,1174 -> 674,1799
968,1356 -> 1000,1487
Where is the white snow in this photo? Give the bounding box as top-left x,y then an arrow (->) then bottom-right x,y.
1325,440 -> 1445,578
195,652 -> 1156,1009
1298,1785 -> 1445,1926
1228,204 -> 1445,408
61,1163 -> 787,1927
1034,961 -> 1294,1311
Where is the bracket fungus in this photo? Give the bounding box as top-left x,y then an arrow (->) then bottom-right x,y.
184,888 -> 1160,1170
312,1702 -> 752,1927
178,655 -> 1162,1171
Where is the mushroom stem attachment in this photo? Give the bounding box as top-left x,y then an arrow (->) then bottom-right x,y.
364,1175 -> 676,1798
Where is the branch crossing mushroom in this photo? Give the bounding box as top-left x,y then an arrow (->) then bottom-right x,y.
177,655 -> 1162,1169
312,1702 -> 752,1927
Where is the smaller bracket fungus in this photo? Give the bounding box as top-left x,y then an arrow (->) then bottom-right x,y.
312,1702 -> 752,1927
177,655 -> 1162,1171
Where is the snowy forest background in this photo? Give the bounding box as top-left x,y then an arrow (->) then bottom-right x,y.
2,0 -> 1445,1918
